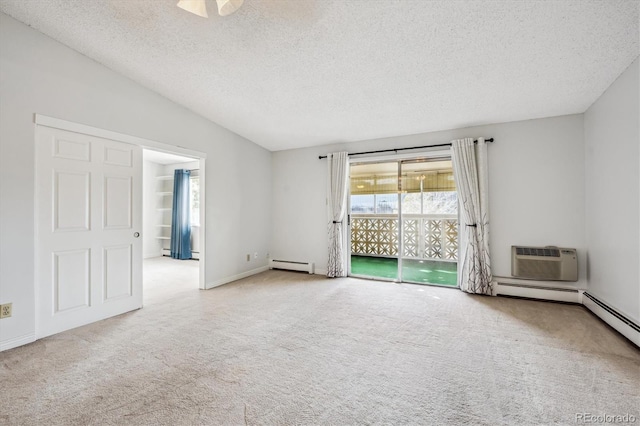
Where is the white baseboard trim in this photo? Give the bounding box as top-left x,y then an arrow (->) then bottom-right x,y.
314,268 -> 328,276
495,281 -> 581,304
582,292 -> 640,347
494,278 -> 639,347
205,265 -> 269,289
0,333 -> 36,352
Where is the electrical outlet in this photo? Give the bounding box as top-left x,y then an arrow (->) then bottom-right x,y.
254,252 -> 258,259
0,303 -> 12,319
246,254 -> 250,262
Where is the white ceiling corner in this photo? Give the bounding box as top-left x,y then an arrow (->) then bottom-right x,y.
1,0 -> 638,151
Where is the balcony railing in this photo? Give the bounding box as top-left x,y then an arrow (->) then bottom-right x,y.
351,214 -> 458,261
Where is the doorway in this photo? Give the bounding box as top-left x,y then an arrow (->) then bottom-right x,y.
34,115 -> 207,339
348,156 -> 459,286
142,149 -> 203,303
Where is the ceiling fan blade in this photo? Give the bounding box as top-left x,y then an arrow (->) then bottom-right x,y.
216,0 -> 244,17
177,0 -> 209,18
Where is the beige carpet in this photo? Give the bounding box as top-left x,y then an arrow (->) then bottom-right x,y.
1,258 -> 638,425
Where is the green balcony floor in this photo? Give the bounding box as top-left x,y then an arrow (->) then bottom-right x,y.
350,255 -> 458,287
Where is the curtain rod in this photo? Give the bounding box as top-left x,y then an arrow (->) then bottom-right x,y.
318,138 -> 494,160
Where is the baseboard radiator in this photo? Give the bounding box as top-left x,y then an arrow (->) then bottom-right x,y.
495,279 -> 639,347
161,248 -> 199,260
495,280 -> 581,303
582,292 -> 640,347
495,280 -> 580,303
269,259 -> 314,274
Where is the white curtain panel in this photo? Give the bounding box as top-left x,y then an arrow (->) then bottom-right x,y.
451,138 -> 493,295
327,152 -> 349,277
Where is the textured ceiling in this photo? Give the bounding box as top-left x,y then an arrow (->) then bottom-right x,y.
1,1 -> 638,151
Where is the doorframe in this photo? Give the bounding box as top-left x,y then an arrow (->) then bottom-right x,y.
34,114 -> 208,293
347,149 -> 452,282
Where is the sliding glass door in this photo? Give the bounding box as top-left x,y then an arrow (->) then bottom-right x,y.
349,161 -> 400,281
348,157 -> 459,286
399,159 -> 458,286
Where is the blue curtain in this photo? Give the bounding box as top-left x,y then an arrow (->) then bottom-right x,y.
171,169 -> 192,260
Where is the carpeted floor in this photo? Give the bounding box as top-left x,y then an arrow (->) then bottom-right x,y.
1,257 -> 638,425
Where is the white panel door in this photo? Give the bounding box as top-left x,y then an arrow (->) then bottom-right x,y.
36,126 -> 142,338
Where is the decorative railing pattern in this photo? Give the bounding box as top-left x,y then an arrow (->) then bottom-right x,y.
351,214 -> 458,261
351,215 -> 399,256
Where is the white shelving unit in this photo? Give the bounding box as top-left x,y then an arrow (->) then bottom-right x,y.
156,175 -> 174,255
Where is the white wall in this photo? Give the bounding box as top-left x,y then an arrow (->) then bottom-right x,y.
272,115 -> 587,284
0,13 -> 271,349
143,159 -> 163,258
584,57 -> 639,323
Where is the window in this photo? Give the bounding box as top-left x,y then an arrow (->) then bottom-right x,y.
375,194 -> 398,214
350,194 -> 399,214
400,191 -> 457,214
423,191 -> 457,214
349,161 -> 456,215
351,194 -> 374,213
401,193 -> 422,214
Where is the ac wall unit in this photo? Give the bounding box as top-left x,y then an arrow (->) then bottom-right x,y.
511,246 -> 578,282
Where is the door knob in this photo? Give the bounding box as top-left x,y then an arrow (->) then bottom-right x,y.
134,232 -> 140,238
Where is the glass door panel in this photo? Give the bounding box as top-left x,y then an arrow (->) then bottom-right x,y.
400,159 -> 459,287
349,161 -> 399,281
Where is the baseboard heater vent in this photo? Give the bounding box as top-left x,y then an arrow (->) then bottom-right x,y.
495,281 -> 580,303
161,248 -> 199,260
583,292 -> 640,333
269,259 -> 315,274
498,282 -> 579,293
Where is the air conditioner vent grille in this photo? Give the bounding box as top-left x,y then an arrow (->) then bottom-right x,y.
516,259 -> 561,280
511,245 -> 578,281
515,247 -> 560,257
